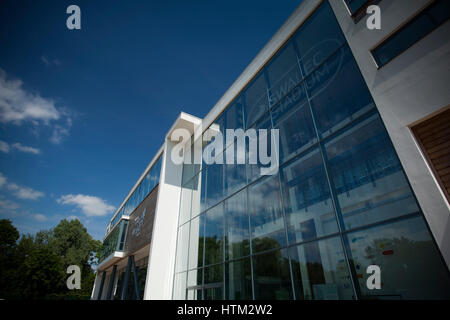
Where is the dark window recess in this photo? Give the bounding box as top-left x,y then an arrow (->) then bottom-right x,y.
344,0 -> 380,22
412,107 -> 450,203
371,0 -> 450,67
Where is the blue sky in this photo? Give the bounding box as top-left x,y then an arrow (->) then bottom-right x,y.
0,0 -> 301,240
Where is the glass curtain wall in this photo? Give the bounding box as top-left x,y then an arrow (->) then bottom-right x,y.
172,1 -> 450,300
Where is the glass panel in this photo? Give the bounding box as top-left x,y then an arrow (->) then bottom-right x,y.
224,97 -> 245,148
204,264 -> 224,300
325,113 -> 420,230
295,1 -> 346,77
280,148 -> 338,244
189,214 -> 205,270
191,172 -> 203,218
248,175 -> 286,253
307,45 -> 374,138
267,43 -> 303,107
173,272 -> 187,300
187,268 -> 203,288
246,112 -> 272,183
224,142 -> 247,197
175,222 -> 190,272
344,0 -> 369,15
245,72 -> 269,128
289,236 -> 354,300
271,81 -> 317,164
225,188 -> 250,260
179,180 -> 192,226
205,161 -> 224,210
347,216 -> 450,299
225,258 -> 253,300
187,289 -> 202,300
253,249 -> 293,299
204,204 -> 225,266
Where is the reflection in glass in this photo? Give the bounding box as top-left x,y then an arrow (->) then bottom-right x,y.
248,175 -> 286,253
267,43 -> 302,107
226,258 -> 252,300
187,268 -> 203,288
175,222 -> 190,272
224,142 -> 247,197
307,45 -> 374,138
189,214 -> 205,270
204,264 -> 224,300
347,216 -> 450,299
179,181 -> 192,226
246,112 -> 272,183
245,72 -> 269,128
205,162 -> 224,210
271,82 -> 316,164
204,204 -> 224,266
173,272 -> 187,300
295,1 -> 346,77
325,114 -> 420,230
280,148 -> 338,244
253,249 -> 292,299
289,236 -> 354,300
225,189 -> 250,260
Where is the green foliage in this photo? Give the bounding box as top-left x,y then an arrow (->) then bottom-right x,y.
0,218 -> 101,300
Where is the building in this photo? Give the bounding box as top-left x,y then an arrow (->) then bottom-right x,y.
91,0 -> 450,300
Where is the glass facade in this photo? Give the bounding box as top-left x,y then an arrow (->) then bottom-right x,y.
172,1 -> 450,300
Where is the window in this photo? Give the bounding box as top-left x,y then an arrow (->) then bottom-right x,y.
271,81 -> 316,164
280,148 -> 339,244
267,43 -> 302,107
172,272 -> 187,300
289,236 -> 354,300
294,1 -> 346,77
225,258 -> 252,299
346,216 -> 450,299
175,222 -> 190,272
179,182 -> 192,226
189,214 -> 205,270
224,142 -> 247,197
252,249 -> 293,299
225,189 -> 250,260
344,0 -> 371,16
325,113 -> 420,230
372,0 -> 450,68
248,175 -> 286,253
411,107 -> 450,203
204,204 -> 225,266
244,72 -> 269,128
307,45 -> 374,138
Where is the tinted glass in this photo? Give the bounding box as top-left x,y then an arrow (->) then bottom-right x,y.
253,249 -> 293,299
189,214 -> 205,270
271,81 -> 316,164
175,222 -> 190,272
246,112 -> 272,183
280,148 -> 338,244
268,43 -> 303,107
224,142 -> 247,197
225,258 -> 253,300
347,216 -> 450,299
248,175 -> 286,253
307,45 -> 374,138
245,72 -> 269,128
325,113 -> 420,230
295,1 -> 346,77
225,189 -> 250,260
289,236 -> 354,300
344,0 -> 369,15
204,204 -> 225,266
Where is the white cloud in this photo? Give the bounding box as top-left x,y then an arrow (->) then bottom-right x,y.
41,55 -> 61,67
0,140 -> 10,153
0,198 -> 20,211
12,142 -> 41,154
7,182 -> 45,200
33,213 -> 47,222
0,68 -> 73,143
0,141 -> 41,154
66,215 -> 79,221
0,173 -> 6,188
57,194 -> 115,217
